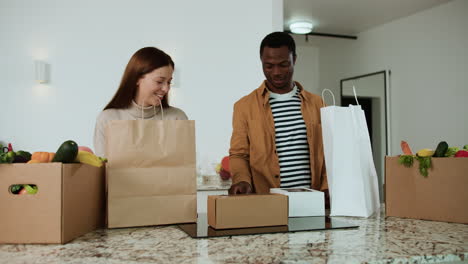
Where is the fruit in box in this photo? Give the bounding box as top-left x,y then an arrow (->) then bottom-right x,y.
221,156 -> 230,172
75,151 -> 103,167
219,169 -> 231,180
52,140 -> 78,163
454,150 -> 468,157
78,146 -> 94,154
217,155 -> 231,180
30,152 -> 55,163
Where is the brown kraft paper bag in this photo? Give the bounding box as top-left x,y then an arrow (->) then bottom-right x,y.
105,119 -> 197,228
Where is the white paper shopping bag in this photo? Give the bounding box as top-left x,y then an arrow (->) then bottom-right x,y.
320,89 -> 380,217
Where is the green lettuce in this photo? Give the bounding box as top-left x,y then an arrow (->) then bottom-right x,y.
445,147 -> 459,157
24,185 -> 38,194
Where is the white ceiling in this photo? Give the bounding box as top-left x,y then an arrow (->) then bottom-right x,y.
284,0 -> 453,36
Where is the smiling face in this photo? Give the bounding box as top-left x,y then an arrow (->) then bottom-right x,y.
261,45 -> 296,94
134,65 -> 173,106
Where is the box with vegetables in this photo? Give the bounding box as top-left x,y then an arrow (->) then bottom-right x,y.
385,141 -> 468,224
0,140 -> 106,244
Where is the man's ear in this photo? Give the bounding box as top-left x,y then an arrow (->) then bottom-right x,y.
293,55 -> 297,65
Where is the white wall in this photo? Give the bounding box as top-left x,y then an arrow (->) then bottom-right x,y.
319,0 -> 468,155
0,0 -> 283,175
294,41 -> 320,94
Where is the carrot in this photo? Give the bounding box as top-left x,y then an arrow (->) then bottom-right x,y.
401,141 -> 413,155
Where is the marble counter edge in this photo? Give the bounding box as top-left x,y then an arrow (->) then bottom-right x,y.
197,185 -> 230,191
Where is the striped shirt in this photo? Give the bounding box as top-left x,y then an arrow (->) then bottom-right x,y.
269,85 -> 312,188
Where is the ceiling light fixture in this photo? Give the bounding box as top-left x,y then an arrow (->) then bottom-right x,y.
289,21 -> 314,34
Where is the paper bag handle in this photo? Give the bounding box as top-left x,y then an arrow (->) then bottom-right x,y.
139,97 -> 165,120
322,86 -> 360,106
352,86 -> 360,106
321,89 -> 336,106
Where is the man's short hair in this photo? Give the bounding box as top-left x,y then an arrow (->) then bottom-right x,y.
260,32 -> 297,57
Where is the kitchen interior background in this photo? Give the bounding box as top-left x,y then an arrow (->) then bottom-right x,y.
1,0 -> 466,178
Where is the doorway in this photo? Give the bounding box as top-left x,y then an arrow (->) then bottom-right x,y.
341,96 -> 373,145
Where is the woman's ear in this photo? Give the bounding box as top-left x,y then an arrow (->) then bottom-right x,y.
137,74 -> 145,87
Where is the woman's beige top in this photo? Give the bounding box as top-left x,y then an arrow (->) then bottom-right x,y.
93,101 -> 188,157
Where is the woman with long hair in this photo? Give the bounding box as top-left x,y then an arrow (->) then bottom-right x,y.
93,47 -> 187,157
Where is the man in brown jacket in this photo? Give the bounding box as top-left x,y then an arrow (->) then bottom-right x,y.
228,32 -> 328,197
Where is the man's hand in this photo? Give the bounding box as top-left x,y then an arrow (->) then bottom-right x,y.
228,181 -> 252,195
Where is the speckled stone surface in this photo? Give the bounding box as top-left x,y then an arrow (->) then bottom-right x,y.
197,179 -> 231,191
1,207 -> 467,264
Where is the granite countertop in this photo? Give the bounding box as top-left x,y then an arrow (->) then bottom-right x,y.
197,184 -> 230,191
1,207 -> 467,264
197,176 -> 231,191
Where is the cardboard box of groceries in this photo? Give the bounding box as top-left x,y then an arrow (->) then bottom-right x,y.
385,156 -> 468,224
270,188 -> 325,217
207,194 -> 288,229
0,163 -> 105,244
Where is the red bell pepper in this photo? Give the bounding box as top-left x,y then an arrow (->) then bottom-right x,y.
454,150 -> 468,157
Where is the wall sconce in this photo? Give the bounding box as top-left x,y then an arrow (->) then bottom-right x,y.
289,21 -> 314,34
34,60 -> 49,84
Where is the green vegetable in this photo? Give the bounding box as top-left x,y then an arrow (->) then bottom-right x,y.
10,185 -> 22,194
415,156 -> 432,177
14,150 -> 32,163
0,152 -> 15,164
52,140 -> 79,163
16,151 -> 32,161
24,185 -> 38,194
433,141 -> 448,157
398,155 -> 414,167
7,151 -> 15,159
464,145 -> 468,151
445,147 -> 459,157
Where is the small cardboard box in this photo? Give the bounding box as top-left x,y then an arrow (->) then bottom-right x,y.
207,194 -> 288,229
270,188 -> 325,217
0,163 -> 105,244
385,156 -> 468,224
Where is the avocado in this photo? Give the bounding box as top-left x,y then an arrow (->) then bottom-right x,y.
433,141 -> 449,157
